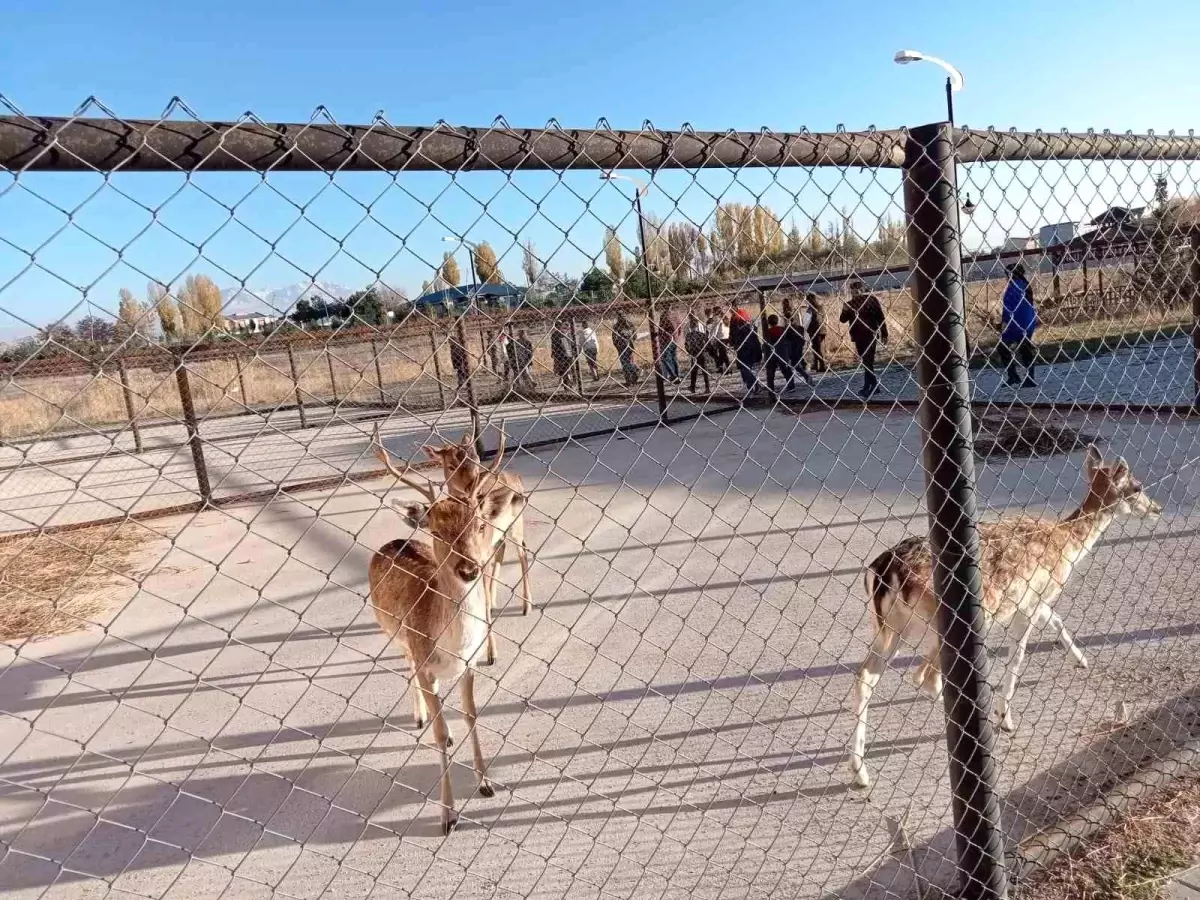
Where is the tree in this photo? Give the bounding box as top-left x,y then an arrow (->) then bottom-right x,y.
579,267 -> 614,299
347,288 -> 384,326
75,314 -> 116,344
473,242 -> 503,284
177,274 -> 224,337
440,252 -> 461,287
604,227 -> 626,284
521,240 -> 543,289
787,222 -> 803,255
150,282 -> 180,341
116,287 -> 153,342
419,279 -> 435,298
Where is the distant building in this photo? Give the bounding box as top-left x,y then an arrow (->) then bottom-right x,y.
999,236 -> 1037,253
227,312 -> 279,334
1037,222 -> 1077,248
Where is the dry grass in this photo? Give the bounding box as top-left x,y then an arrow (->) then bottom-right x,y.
0,524 -> 151,642
1021,773 -> 1200,900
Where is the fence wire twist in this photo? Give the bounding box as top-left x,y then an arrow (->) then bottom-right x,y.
1,100 -> 1200,900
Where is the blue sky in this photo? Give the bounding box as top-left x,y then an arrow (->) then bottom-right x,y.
3,0 -> 1198,334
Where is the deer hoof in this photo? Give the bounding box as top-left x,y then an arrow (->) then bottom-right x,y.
485,650 -> 497,667
999,713 -> 1017,734
850,763 -> 871,790
1076,655 -> 1089,670
446,735 -> 454,749
415,717 -> 425,730
479,781 -> 496,798
442,813 -> 458,836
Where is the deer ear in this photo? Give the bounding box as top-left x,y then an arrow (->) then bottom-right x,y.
421,445 -> 446,462
1085,443 -> 1103,473
1115,455 -> 1130,475
394,500 -> 430,529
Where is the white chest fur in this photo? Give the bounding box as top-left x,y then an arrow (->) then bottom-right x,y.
428,579 -> 489,680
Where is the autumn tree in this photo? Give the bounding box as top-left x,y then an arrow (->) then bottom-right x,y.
177,274 -> 224,337
75,314 -> 116,344
150,282 -> 180,341
521,240 -> 543,289
604,227 -> 625,284
473,242 -> 503,284
116,287 -> 152,342
440,252 -> 461,288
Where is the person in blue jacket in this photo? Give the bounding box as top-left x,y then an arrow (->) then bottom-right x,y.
999,263 -> 1040,387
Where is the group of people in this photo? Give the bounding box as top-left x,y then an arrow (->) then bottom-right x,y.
473,262 -> 1040,402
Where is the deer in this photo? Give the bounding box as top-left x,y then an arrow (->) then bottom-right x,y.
849,444 -> 1162,790
420,420 -> 533,666
369,433 -> 509,834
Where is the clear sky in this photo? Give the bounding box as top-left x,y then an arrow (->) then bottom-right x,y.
3,0 -> 1197,335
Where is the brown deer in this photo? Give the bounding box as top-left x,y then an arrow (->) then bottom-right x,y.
369,433 -> 507,834
421,421 -> 533,666
849,444 -> 1161,789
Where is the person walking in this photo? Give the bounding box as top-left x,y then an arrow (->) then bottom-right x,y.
502,329 -> 518,382
782,301 -> 813,393
514,329 -> 535,390
728,302 -> 763,397
839,278 -> 889,399
998,263 -> 1040,387
706,307 -> 730,374
580,320 -> 600,380
612,313 -> 640,386
656,310 -> 681,383
763,314 -> 790,396
550,320 -> 575,389
448,327 -> 471,393
805,293 -> 828,373
684,311 -> 711,394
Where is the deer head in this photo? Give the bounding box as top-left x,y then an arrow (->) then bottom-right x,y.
1084,444 -> 1163,518
422,421 -> 508,498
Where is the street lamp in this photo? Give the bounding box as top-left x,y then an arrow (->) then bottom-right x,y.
894,49 -> 964,126
600,171 -> 669,421
440,236 -> 483,447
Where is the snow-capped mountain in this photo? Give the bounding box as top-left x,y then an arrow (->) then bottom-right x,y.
220,282 -> 355,316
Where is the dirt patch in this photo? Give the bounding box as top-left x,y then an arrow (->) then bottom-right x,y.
0,524 -> 152,642
975,412 -> 1099,459
1020,771 -> 1200,900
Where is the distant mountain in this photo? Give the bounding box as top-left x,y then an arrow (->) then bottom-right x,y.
220,282 -> 355,316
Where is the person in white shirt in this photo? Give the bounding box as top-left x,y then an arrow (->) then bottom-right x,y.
580,320 -> 600,380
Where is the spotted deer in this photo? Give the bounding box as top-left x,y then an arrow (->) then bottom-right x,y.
369,433 -> 507,834
849,444 -> 1162,789
421,421 -> 533,666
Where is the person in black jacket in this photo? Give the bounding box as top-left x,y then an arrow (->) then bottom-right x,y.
805,293 -> 827,373
781,298 -> 813,393
839,279 -> 889,399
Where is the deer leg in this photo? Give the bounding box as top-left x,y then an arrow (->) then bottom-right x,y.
483,561 -> 498,667
461,669 -> 495,799
416,669 -> 456,835
910,651 -> 943,701
517,540 -> 533,615
850,627 -> 898,790
1040,604 -> 1088,669
997,613 -> 1035,734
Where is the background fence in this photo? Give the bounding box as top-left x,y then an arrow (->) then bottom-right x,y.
2,108 -> 1200,900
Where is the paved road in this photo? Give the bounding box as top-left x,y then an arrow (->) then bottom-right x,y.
2,401 -> 1199,898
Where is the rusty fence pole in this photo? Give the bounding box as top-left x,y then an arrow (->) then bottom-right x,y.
235,352 -> 249,408
116,356 -> 143,454
904,121 -> 1008,900
1191,230 -> 1200,408
571,314 -> 584,393
371,338 -> 387,406
286,344 -> 307,428
326,347 -> 338,404
429,327 -> 447,410
173,350 -> 212,504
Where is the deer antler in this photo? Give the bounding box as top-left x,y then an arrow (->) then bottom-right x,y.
372,424 -> 437,502
486,419 -> 507,476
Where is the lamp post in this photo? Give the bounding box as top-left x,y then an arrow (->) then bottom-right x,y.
601,172 -> 669,423
894,49 -> 964,126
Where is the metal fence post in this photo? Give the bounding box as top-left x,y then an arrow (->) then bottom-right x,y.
234,352 -> 249,408
429,327 -> 447,410
173,350 -> 212,504
326,347 -> 339,404
286,344 -> 307,428
1191,230 -> 1200,408
116,356 -> 143,454
371,338 -> 386,406
903,121 -> 1008,900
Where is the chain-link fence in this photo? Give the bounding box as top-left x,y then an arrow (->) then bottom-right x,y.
2,105 -> 1200,900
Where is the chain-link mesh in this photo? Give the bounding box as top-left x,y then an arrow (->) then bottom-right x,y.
1,103 -> 1199,900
